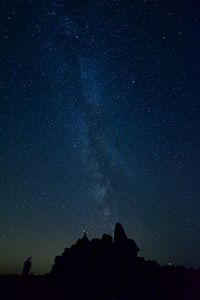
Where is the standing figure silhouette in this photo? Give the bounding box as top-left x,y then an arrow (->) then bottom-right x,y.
22,257 -> 32,276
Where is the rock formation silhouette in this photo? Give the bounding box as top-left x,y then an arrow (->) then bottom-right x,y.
51,223 -> 140,279
0,223 -> 200,300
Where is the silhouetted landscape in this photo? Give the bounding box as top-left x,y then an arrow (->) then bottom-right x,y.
0,223 -> 199,300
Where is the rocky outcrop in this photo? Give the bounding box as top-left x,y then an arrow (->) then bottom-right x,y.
51,223 -> 141,283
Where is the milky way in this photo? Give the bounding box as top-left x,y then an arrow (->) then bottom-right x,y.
0,0 -> 200,273
41,1 -> 123,229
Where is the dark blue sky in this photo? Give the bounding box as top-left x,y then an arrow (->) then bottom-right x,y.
1,0 -> 200,274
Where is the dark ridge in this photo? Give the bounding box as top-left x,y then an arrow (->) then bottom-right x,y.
0,223 -> 200,300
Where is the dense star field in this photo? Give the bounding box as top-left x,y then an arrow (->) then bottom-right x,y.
0,0 -> 200,274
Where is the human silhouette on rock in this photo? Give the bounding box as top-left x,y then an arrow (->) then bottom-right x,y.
22,257 -> 32,276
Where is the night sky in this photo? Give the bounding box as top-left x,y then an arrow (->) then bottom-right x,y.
1,0 -> 200,274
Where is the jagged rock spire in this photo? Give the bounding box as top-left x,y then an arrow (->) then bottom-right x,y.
83,232 -> 88,240
114,223 -> 128,244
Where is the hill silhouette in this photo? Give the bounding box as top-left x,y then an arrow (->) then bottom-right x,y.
0,223 -> 200,299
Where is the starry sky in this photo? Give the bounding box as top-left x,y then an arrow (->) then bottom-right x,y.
0,0 -> 200,274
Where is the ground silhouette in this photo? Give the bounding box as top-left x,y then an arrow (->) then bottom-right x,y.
0,223 -> 200,299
